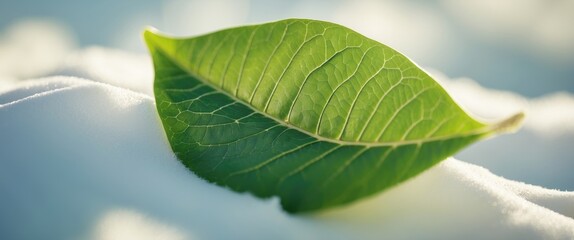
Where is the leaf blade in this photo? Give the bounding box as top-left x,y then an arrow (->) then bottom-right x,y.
145,19 -> 523,212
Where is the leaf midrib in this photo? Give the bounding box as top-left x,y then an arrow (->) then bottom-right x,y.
151,36 -> 500,148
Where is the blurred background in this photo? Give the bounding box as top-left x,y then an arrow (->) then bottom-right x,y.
1,0 -> 573,190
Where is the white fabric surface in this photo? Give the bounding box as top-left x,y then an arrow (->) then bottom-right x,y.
1,77 -> 572,240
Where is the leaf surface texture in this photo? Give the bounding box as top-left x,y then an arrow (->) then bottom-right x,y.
145,19 -> 523,212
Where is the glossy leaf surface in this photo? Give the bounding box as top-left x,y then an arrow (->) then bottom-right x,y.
145,19 -> 523,212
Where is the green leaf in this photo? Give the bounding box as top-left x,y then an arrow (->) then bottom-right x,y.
144,19 -> 523,213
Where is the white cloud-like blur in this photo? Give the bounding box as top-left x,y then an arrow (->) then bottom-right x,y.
429,70 -> 574,137
442,0 -> 574,61
161,0 -> 251,36
0,19 -> 76,83
93,209 -> 189,240
332,0 -> 455,65
61,47 -> 154,95
113,0 -> 251,53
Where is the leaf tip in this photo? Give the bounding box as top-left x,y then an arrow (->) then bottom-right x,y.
490,111 -> 525,134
